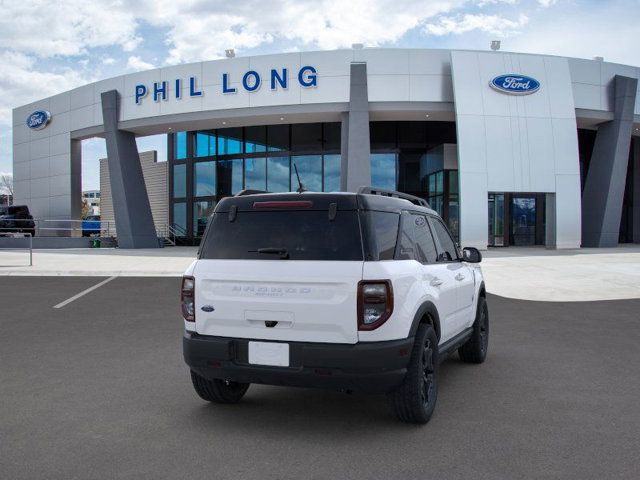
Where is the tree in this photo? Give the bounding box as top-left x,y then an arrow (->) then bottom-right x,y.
0,173 -> 13,197
82,198 -> 92,218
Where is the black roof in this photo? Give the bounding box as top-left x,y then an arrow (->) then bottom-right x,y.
214,191 -> 437,215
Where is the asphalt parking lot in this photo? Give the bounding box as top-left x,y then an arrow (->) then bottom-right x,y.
1,277 -> 639,480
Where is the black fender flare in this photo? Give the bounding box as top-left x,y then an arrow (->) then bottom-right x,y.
408,301 -> 442,341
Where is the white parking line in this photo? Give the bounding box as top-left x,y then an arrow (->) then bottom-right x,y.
53,276 -> 118,309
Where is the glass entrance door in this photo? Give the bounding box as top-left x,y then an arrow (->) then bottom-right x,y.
510,196 -> 537,246
488,193 -> 505,246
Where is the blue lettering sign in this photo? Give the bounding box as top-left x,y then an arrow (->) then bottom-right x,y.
153,81 -> 168,102
222,73 -> 236,94
189,76 -> 202,97
135,85 -> 148,104
242,70 -> 261,92
270,68 -> 287,90
489,74 -> 540,95
298,66 -> 317,87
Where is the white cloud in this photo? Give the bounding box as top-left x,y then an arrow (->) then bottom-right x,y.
424,13 -> 528,36
126,56 -> 156,71
537,0 -> 558,7
128,0 -> 468,64
102,57 -> 116,65
0,51 -> 87,127
0,1 -> 141,58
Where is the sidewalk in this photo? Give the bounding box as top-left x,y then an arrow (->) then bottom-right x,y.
481,245 -> 640,301
1,245 -> 639,301
0,247 -> 198,277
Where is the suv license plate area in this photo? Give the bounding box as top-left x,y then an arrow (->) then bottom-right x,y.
248,341 -> 290,367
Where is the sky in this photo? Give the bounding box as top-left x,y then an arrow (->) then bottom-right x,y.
1,0 -> 639,192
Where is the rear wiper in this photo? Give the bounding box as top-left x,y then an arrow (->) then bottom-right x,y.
249,247 -> 290,259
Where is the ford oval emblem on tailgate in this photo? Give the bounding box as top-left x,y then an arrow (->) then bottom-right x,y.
201,305 -> 215,312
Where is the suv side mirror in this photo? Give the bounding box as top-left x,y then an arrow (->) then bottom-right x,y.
462,247 -> 482,263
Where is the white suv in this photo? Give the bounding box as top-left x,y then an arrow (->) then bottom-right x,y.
182,188 -> 488,424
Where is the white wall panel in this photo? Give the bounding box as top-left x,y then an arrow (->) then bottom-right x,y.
49,92 -> 71,115
455,114 -> 487,173
69,84 -> 94,110
301,50 -> 353,77
13,180 -> 30,203
452,50 -> 581,249
409,75 -> 453,102
354,49 -> 410,75
572,83 -> 601,110
30,137 -> 50,160
300,76 -> 349,104
49,111 -> 70,137
50,134 -> 70,156
13,123 -> 30,144
49,174 -> 70,197
13,142 -> 29,164
526,117 -> 556,192
555,174 -> 582,248
484,116 -> 514,191
409,50 -> 451,75
568,58 -> 601,85
29,196 -> 50,218
368,75 -> 410,102
69,105 -> 95,131
29,157 -> 50,179
50,154 -> 71,177
459,171 -> 488,249
29,177 -> 50,199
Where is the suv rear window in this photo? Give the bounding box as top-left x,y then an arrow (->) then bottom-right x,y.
199,210 -> 363,261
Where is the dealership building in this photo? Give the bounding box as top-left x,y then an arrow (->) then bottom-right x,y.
11,48 -> 640,249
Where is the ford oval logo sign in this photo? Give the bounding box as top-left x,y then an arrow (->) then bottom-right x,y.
490,74 -> 540,95
26,110 -> 52,130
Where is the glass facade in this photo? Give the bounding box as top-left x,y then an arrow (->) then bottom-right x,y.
369,121 -> 459,240
169,123 -> 341,241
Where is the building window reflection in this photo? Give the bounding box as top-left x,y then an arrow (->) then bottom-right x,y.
371,153 -> 397,190
169,123 -> 341,242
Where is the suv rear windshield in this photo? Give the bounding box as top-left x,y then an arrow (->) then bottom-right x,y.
199,210 -> 363,261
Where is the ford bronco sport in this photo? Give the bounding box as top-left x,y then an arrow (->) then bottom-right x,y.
182,187 -> 488,424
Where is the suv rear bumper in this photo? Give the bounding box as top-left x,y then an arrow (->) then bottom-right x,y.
183,331 -> 414,394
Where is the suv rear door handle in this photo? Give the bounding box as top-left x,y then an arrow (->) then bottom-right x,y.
455,273 -> 465,281
430,278 -> 443,287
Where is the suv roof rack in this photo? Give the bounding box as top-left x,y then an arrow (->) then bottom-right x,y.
357,187 -> 431,208
234,189 -> 269,197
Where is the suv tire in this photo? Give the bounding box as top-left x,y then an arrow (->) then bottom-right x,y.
388,323 -> 438,424
190,370 -> 250,404
458,296 -> 489,364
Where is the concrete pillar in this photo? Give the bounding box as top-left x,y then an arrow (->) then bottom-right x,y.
340,63 -> 371,192
101,90 -> 159,248
582,75 -> 638,247
633,138 -> 640,243
545,193 -> 556,248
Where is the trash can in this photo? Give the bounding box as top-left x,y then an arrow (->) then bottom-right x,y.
91,238 -> 101,248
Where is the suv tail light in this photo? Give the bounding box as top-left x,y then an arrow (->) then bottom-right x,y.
357,280 -> 393,330
181,276 -> 195,322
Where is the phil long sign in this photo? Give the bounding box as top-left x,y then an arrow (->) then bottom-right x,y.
135,66 -> 318,105
489,74 -> 540,95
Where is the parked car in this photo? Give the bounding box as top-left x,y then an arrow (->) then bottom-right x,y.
82,215 -> 101,237
181,188 -> 488,424
0,205 -> 36,237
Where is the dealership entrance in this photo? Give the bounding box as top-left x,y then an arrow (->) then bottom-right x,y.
488,193 -> 547,247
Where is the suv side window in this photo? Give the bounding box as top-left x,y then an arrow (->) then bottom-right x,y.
428,216 -> 459,262
412,214 -> 438,264
396,212 -> 417,261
